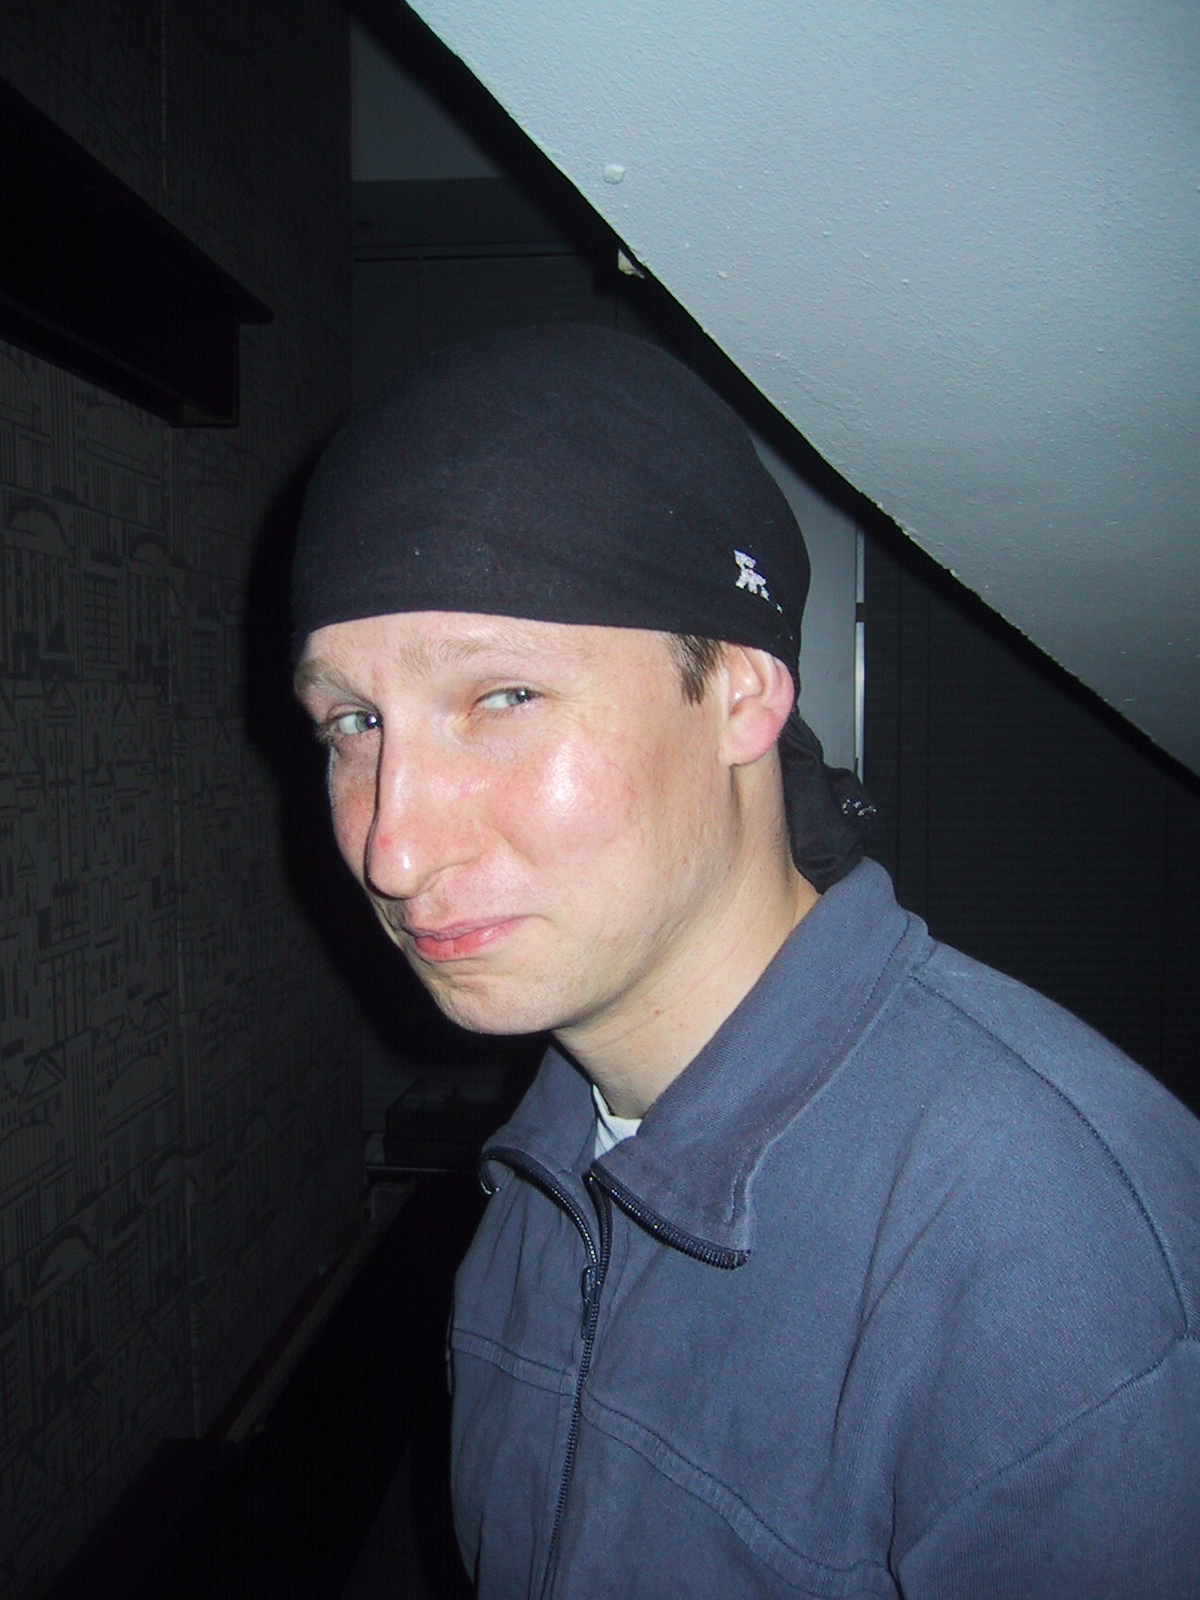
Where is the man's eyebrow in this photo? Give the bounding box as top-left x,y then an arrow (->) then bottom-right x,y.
296,624 -> 583,697
406,627 -> 570,671
293,659 -> 360,699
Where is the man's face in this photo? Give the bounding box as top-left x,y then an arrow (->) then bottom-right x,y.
296,612 -> 744,1040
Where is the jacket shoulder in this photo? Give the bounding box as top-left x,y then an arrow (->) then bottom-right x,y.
902,941 -> 1200,1330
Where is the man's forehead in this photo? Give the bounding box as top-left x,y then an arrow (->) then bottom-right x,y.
295,610 -> 659,694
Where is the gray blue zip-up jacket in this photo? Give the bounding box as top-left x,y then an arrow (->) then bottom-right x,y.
450,861 -> 1200,1598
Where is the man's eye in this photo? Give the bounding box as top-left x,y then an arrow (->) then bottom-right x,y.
328,710 -> 380,738
478,687 -> 537,711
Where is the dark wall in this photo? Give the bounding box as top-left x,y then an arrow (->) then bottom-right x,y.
864,534 -> 1200,1114
0,6 -> 363,1595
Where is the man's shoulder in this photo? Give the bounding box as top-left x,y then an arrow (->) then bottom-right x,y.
909,937 -> 1198,1149
862,938 -> 1200,1322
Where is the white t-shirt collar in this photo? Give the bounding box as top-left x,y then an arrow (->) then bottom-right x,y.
592,1082 -> 643,1159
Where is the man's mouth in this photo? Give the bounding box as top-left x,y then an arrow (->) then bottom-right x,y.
406,918 -> 522,962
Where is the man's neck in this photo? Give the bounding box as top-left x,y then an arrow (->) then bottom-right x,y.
557,850 -> 818,1120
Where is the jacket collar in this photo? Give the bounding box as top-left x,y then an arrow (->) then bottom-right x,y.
481,860 -> 932,1261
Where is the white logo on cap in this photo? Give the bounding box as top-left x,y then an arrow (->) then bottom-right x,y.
734,550 -> 770,600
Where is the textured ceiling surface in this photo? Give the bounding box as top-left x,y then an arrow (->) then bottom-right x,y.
405,0 -> 1200,772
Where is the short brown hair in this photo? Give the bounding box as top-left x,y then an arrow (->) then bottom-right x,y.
668,634 -> 725,704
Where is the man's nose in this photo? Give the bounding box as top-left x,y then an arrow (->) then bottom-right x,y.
360,733 -> 482,902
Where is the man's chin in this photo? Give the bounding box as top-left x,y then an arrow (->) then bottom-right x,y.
415,966 -> 562,1038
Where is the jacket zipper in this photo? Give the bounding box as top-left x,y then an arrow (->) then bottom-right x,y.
541,1172 -> 611,1599
591,1167 -> 748,1270
482,1148 -> 613,1600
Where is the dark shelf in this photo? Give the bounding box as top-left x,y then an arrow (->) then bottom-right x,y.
382,1077 -> 525,1172
42,1177 -> 481,1600
0,76 -> 271,426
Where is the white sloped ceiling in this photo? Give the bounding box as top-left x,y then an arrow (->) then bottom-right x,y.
403,0 -> 1200,773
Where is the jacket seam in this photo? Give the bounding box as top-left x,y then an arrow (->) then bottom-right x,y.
580,1390 -> 895,1597
452,1326 -> 576,1396
911,964 -> 1192,1333
899,1333 -> 1198,1564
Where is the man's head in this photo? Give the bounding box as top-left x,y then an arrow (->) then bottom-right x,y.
296,611 -> 795,1041
293,326 -> 868,1051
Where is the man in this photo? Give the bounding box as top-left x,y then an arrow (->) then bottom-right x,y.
293,325 -> 1200,1598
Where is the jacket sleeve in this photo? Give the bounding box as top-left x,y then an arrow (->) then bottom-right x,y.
896,1339 -> 1200,1599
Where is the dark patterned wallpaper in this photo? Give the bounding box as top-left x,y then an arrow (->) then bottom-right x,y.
0,5 -> 362,1595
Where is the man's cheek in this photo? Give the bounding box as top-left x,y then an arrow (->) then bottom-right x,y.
329,785 -> 373,879
512,745 -> 637,858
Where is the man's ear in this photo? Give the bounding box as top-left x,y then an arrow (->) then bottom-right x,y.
717,646 -> 796,768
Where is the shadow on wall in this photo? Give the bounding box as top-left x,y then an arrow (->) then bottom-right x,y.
238,452 -> 547,1082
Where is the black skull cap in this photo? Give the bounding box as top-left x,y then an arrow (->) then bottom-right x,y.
292,323 -> 809,678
